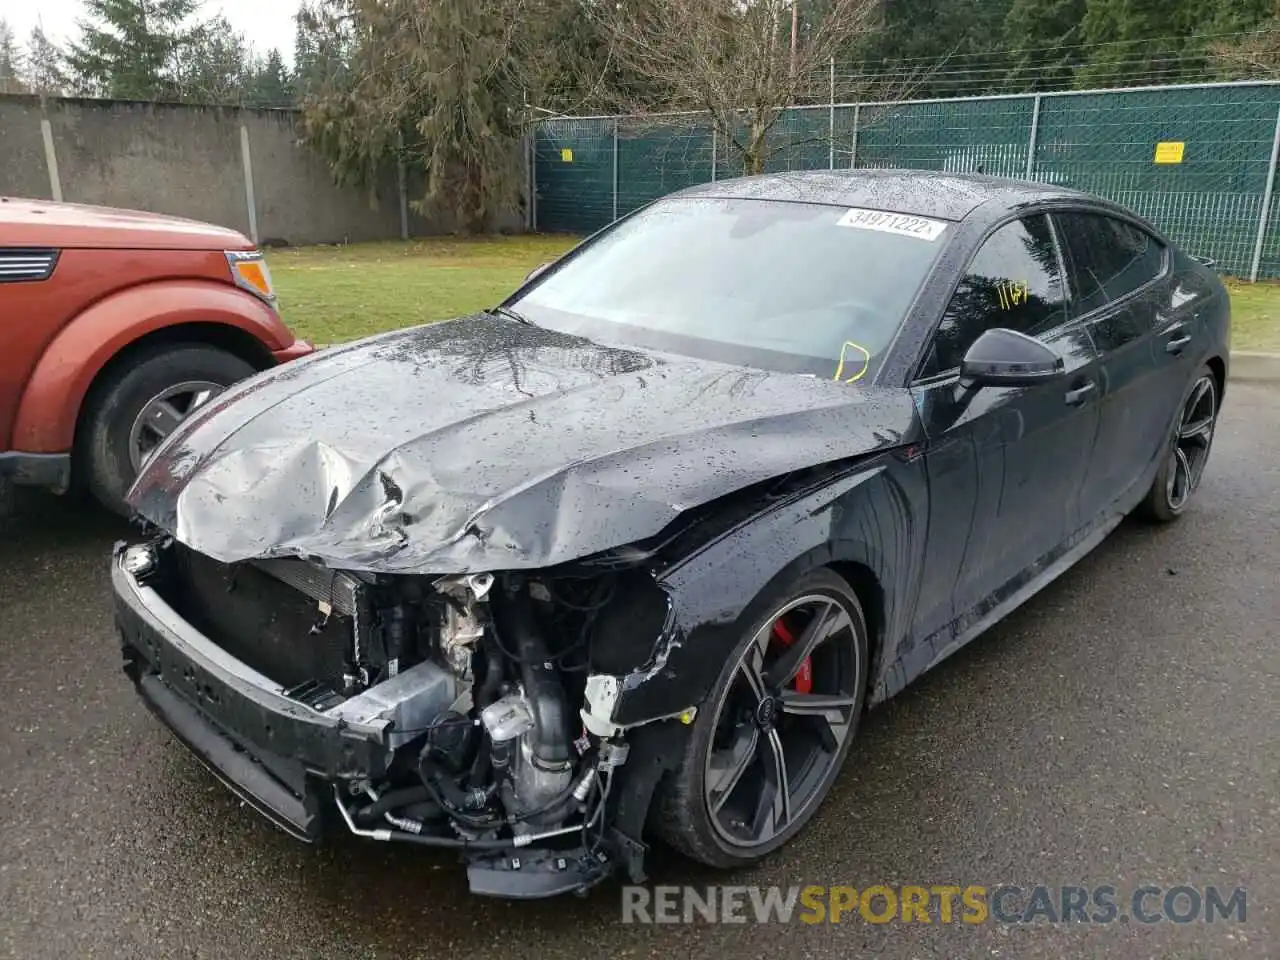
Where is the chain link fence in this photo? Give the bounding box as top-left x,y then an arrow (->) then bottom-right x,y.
533,81 -> 1280,280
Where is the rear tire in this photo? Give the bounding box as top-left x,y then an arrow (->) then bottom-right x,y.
80,344 -> 255,516
1136,364 -> 1218,523
654,567 -> 868,868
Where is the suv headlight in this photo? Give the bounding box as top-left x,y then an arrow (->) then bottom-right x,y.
226,250 -> 276,303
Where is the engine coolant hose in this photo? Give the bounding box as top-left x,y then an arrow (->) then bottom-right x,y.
353,785 -> 430,825
334,786 -> 523,851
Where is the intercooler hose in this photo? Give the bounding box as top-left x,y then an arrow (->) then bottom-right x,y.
494,581 -> 573,769
476,633 -> 504,709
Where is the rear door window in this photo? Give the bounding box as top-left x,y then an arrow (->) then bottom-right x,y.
1056,213 -> 1166,317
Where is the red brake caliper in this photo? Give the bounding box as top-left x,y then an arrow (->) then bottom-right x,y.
771,617 -> 813,694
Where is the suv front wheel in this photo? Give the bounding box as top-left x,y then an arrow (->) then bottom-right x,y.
80,344 -> 256,515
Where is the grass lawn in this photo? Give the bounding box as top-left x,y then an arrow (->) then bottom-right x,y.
267,235 -> 580,345
270,237 -> 1280,354
1224,278 -> 1280,353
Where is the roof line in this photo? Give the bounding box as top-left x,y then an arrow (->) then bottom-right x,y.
670,189 -> 969,221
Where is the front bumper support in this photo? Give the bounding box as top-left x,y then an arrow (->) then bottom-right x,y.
112,542 -> 652,896
136,672 -> 322,840
113,543 -> 389,840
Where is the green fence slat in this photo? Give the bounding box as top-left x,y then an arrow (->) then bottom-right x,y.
1035,85 -> 1278,277
533,83 -> 1280,279
617,117 -> 715,214
534,117 -> 615,235
855,97 -> 1036,177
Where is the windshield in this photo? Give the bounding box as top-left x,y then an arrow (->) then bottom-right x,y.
509,196 -> 949,381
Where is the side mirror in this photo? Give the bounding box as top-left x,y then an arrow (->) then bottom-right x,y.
959,328 -> 1064,388
524,261 -> 554,283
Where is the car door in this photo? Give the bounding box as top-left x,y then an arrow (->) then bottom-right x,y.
1054,211 -> 1183,520
909,214 -> 1104,645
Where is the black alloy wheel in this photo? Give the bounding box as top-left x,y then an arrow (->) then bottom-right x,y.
1138,364 -> 1219,523
1165,373 -> 1217,512
656,568 -> 868,867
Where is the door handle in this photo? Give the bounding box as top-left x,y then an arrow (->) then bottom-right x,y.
1064,381 -> 1097,406
1165,332 -> 1192,354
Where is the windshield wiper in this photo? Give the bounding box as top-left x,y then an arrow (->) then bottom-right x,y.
488,305 -> 534,325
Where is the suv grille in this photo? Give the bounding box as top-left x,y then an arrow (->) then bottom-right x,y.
0,249 -> 59,283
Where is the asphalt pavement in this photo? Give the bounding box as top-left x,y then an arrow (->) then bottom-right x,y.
1,382 -> 1277,960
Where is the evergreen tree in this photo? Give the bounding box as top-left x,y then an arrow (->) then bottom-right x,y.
854,0 -> 1015,97
292,6 -> 318,96
246,48 -> 294,106
0,19 -> 25,94
25,26 -> 71,96
293,1 -> 349,103
300,0 -> 601,231
1076,0 -> 1210,86
1002,0 -> 1088,89
536,1 -> 665,113
67,0 -> 201,99
178,14 -> 252,103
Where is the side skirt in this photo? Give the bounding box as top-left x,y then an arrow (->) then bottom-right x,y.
878,511 -> 1126,702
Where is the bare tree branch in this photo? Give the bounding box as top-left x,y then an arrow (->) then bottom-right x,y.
592,0 -> 917,175
1210,21 -> 1280,80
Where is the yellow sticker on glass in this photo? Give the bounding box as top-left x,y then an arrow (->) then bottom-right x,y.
834,341 -> 871,384
560,148 -> 574,163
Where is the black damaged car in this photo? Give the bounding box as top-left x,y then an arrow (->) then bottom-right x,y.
113,170 -> 1230,898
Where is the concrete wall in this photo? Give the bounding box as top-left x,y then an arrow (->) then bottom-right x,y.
0,99 -> 53,200
0,95 -> 522,245
246,108 -> 407,245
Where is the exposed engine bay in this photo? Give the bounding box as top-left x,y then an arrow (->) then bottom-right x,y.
117,536 -> 682,898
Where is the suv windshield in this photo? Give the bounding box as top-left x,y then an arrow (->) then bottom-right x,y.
509,196 -> 949,381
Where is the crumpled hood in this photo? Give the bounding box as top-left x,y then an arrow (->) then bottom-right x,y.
130,314 -> 915,572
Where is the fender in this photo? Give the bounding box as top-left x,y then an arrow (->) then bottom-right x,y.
608,462 -> 926,727
11,280 -> 298,454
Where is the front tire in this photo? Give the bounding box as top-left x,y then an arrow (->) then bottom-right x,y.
1136,364 -> 1219,523
80,344 -> 255,515
655,567 -> 869,868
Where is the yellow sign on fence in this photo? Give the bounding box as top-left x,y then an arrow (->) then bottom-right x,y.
560,148 -> 574,163
1154,141 -> 1185,164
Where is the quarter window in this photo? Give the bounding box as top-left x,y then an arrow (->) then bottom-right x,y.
1056,213 -> 1165,316
920,215 -> 1067,377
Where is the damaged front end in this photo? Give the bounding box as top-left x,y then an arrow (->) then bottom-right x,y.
113,536 -> 685,898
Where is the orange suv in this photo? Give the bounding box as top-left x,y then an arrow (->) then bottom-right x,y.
0,197 -> 312,514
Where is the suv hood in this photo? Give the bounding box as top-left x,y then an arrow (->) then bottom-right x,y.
0,197 -> 251,250
130,314 -> 915,572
